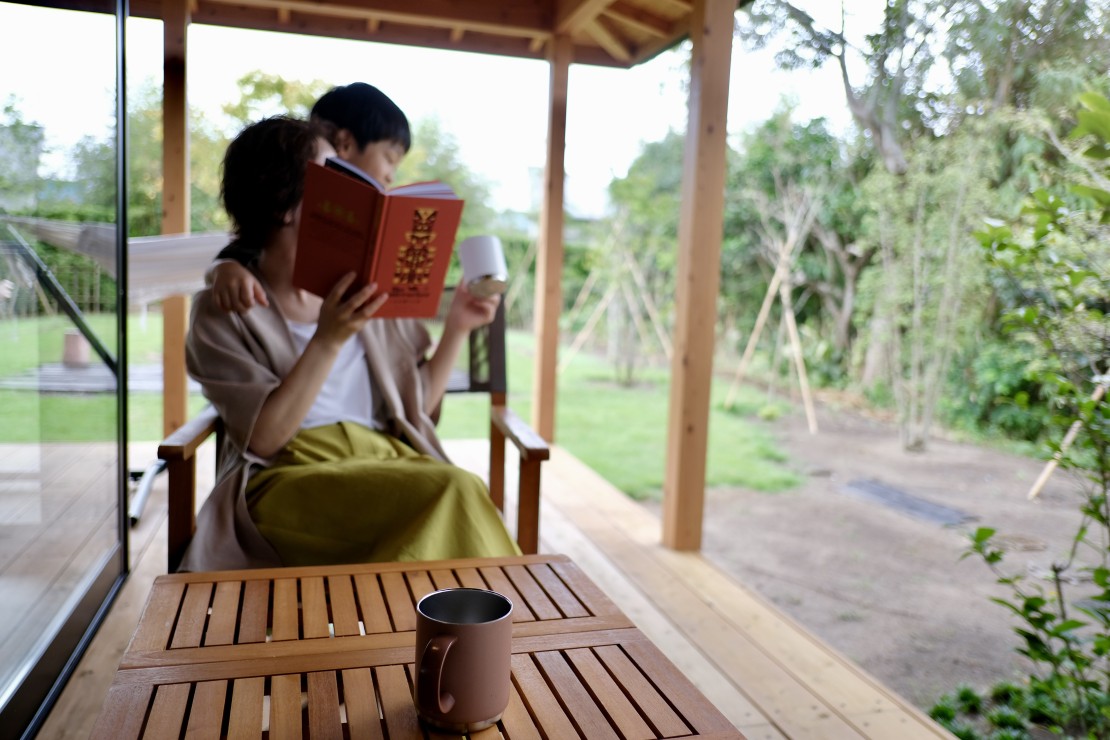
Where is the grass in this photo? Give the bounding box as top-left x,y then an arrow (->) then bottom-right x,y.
439,330 -> 801,500
2,314 -> 803,499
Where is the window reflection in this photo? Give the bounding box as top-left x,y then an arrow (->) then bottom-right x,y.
0,0 -> 123,725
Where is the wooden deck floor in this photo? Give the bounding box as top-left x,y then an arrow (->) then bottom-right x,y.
35,439 -> 948,739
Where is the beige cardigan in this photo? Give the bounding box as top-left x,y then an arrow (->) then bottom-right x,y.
179,282 -> 447,572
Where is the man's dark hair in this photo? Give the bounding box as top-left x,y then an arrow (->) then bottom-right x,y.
311,82 -> 411,153
220,115 -> 319,248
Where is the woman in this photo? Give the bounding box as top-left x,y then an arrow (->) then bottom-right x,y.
180,115 -> 519,572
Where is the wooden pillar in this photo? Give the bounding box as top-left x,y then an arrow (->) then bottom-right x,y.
161,0 -> 190,437
662,0 -> 734,550
531,35 -> 570,443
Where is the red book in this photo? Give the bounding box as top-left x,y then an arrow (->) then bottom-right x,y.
293,157 -> 465,318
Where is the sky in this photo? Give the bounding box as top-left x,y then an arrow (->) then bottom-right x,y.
0,1 -> 866,217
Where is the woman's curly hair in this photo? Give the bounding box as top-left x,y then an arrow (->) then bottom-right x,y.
220,115 -> 321,249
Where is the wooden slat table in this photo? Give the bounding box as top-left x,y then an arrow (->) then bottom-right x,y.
92,553 -> 742,739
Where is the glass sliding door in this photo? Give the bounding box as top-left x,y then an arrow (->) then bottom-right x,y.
0,1 -> 127,737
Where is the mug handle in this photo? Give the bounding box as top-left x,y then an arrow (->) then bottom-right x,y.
418,635 -> 458,714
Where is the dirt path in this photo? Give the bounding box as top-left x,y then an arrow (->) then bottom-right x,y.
646,401 -> 1088,709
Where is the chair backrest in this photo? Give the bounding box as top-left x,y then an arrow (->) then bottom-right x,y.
435,286 -> 507,397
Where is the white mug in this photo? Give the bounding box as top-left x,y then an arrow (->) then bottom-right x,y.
458,235 -> 508,298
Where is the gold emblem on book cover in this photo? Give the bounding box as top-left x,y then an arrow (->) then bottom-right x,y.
394,207 -> 438,289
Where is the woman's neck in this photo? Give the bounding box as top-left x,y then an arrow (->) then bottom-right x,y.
257,226 -> 323,323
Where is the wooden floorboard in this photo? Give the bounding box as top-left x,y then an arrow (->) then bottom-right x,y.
35,439 -> 948,739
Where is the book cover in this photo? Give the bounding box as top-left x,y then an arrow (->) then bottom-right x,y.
293,158 -> 465,319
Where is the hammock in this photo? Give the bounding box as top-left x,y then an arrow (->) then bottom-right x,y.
1,216 -> 228,307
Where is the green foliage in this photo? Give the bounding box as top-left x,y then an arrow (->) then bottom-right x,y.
957,92 -> 1110,739
221,71 -> 331,127
858,123 -> 999,450
400,117 -> 495,236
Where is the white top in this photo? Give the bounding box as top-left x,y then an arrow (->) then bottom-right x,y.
285,320 -> 376,430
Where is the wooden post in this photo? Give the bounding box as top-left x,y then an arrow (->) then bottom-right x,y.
162,0 -> 190,437
531,34 -> 570,443
662,0 -> 734,551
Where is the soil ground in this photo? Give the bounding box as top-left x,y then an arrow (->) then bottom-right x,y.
644,396 -> 1092,711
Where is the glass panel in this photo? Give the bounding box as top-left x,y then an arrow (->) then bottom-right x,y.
0,0 -> 123,723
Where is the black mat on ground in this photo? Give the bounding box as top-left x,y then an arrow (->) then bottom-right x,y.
840,478 -> 977,526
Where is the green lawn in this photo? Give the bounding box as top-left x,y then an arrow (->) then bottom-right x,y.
2,314 -> 802,499
437,330 -> 801,500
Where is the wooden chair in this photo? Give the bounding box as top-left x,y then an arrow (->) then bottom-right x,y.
157,291 -> 549,572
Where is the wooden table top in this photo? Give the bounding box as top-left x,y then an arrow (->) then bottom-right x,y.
91,553 -> 742,739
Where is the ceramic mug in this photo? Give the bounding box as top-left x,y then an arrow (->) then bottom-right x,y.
413,588 -> 514,731
458,235 -> 509,298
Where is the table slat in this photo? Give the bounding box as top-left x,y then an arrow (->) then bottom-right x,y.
624,638 -> 739,735
454,567 -> 487,591
270,673 -> 303,739
567,647 -> 655,739
129,581 -> 185,653
510,654 -> 581,739
272,578 -> 300,642
595,644 -> 691,737
504,564 -> 563,620
479,566 -> 535,622
328,575 -> 361,637
405,570 -> 436,605
239,580 -> 270,644
171,582 -> 213,649
185,679 -> 229,739
528,563 -> 590,618
340,667 -> 385,740
353,573 -> 392,634
500,679 -> 543,740
429,568 -> 460,590
206,581 -> 242,646
227,676 -> 265,739
536,650 -> 620,739
301,576 -> 330,639
144,683 -> 190,738
381,572 -> 416,632
378,664 -> 423,739
308,670 -> 344,740
90,683 -> 153,740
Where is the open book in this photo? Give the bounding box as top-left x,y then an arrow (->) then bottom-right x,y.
293,157 -> 465,319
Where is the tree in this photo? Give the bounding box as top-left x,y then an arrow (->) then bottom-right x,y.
859,125 -> 998,451
399,117 -> 495,236
222,71 -> 331,129
724,107 -> 871,363
738,0 -> 947,174
945,0 -> 1110,114
0,98 -> 44,213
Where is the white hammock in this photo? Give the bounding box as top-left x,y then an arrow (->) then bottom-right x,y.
1,216 -> 229,307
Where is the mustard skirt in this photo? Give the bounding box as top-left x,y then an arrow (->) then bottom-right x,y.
246,422 -> 521,566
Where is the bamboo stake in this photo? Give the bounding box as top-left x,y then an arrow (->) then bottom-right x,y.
779,282 -> 818,434
1028,382 -> 1107,500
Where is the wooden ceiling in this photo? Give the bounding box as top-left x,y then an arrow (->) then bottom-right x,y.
31,0 -> 750,68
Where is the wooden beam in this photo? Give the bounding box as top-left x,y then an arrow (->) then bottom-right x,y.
532,35 -> 571,443
662,0 -> 734,551
555,0 -> 610,33
202,0 -> 549,39
584,16 -> 632,62
162,0 -> 191,437
604,1 -> 672,38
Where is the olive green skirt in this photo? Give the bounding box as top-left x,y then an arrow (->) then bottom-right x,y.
246,422 -> 520,566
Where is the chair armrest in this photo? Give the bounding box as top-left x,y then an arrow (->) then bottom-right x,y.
158,404 -> 221,463
157,404 -> 220,572
491,405 -> 550,461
